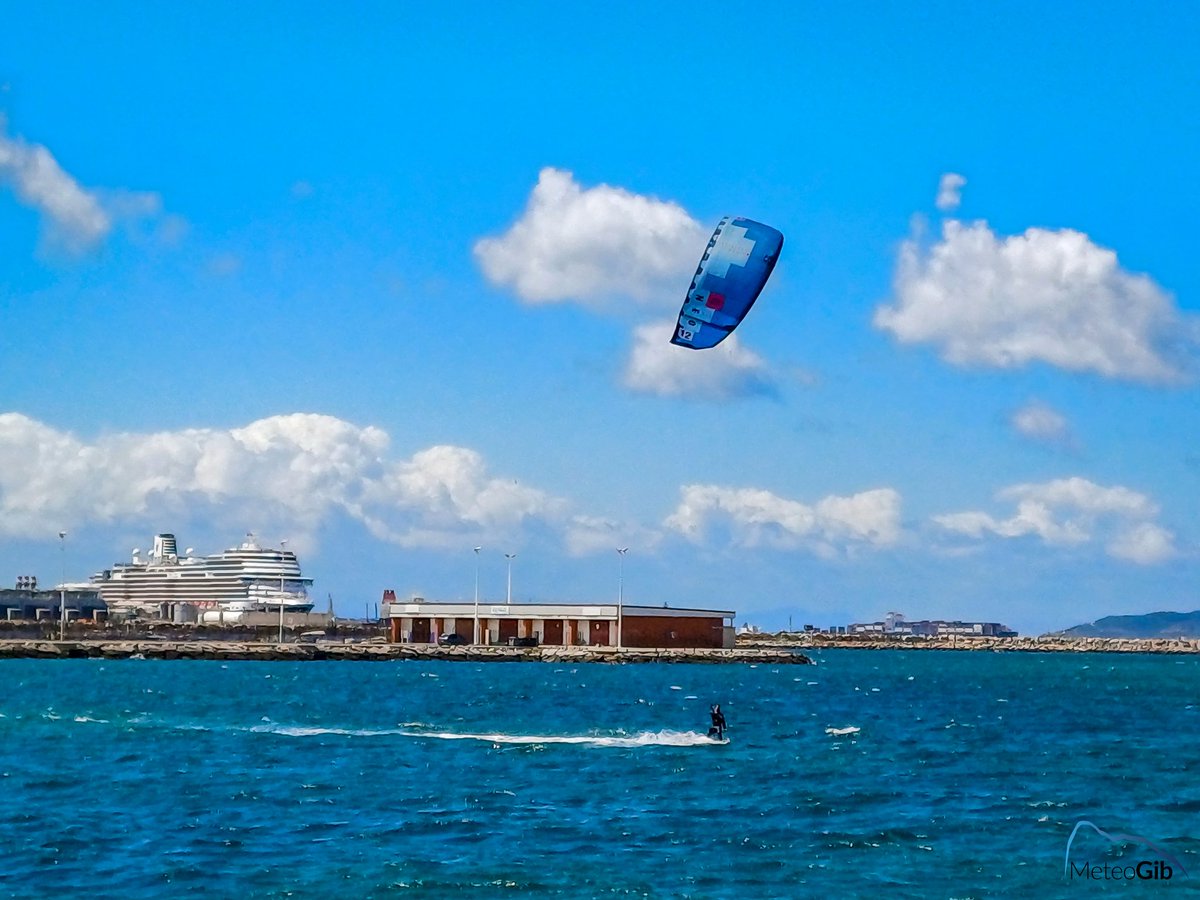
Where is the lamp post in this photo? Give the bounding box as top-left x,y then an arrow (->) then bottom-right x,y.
616,547 -> 628,648
473,546 -> 482,644
58,531 -> 67,640
505,553 -> 516,605
278,539 -> 288,644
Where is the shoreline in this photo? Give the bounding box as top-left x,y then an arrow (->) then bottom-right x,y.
8,633 -> 1198,660
738,633 -> 1200,654
0,639 -> 811,664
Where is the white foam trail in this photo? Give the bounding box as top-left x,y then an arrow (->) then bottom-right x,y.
246,723 -> 726,747
825,726 -> 861,736
250,724 -> 405,738
404,729 -> 724,747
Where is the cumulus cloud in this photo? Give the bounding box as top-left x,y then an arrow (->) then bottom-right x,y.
0,413 -> 565,550
934,476 -> 1175,564
665,484 -> 902,557
473,167 -> 707,306
1011,400 -> 1072,446
622,319 -> 775,399
874,219 -> 1197,383
476,168 -> 785,399
935,172 -> 966,212
0,119 -> 166,251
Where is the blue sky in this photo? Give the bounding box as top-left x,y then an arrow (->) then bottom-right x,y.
1,2 -> 1197,633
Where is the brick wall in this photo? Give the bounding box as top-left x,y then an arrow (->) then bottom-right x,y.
622,615 -> 724,648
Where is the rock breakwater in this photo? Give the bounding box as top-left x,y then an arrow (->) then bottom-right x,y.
0,640 -> 811,664
739,633 -> 1200,654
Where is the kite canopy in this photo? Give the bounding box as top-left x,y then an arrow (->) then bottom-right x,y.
671,217 -> 783,350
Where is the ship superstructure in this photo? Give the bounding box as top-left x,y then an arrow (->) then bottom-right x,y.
92,533 -> 313,619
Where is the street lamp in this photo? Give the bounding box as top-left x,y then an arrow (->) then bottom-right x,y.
278,539 -> 288,644
58,531 -> 67,641
473,546 -> 482,644
505,553 -> 517,605
616,547 -> 628,649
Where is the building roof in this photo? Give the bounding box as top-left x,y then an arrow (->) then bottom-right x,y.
383,600 -> 735,620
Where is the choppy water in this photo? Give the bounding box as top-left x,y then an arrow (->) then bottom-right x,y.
1,650 -> 1198,897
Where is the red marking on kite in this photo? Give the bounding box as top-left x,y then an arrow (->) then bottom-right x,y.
706,293 -> 726,310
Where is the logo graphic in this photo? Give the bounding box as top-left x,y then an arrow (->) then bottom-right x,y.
1064,820 -> 1187,882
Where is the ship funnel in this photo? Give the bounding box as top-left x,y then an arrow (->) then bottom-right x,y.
153,533 -> 179,561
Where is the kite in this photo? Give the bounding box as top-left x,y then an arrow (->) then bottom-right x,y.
671,217 -> 783,349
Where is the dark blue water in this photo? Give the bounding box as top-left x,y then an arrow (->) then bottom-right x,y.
1,651 -> 1197,897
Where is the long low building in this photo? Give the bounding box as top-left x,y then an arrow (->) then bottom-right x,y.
382,593 -> 735,649
0,585 -> 106,621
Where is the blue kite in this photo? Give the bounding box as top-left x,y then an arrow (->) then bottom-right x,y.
671,217 -> 783,350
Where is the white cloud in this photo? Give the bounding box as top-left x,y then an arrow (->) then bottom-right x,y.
874,219 -> 1196,383
0,119 -> 168,251
622,319 -> 775,399
1011,401 -> 1072,446
1107,522 -> 1176,565
0,413 -> 564,551
936,172 -> 966,212
473,167 -> 707,306
934,476 -> 1176,564
475,168 -> 786,399
0,122 -> 110,249
665,484 -> 902,557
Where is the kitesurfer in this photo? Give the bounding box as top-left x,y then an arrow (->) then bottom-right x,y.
709,704 -> 727,740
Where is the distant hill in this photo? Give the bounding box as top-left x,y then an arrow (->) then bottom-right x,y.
1058,610 -> 1200,639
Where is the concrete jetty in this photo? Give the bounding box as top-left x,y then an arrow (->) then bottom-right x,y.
0,639 -> 812,664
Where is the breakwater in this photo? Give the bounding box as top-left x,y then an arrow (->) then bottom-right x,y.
739,632 -> 1200,654
0,639 -> 811,664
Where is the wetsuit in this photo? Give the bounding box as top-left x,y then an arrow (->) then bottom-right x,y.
709,707 -> 727,739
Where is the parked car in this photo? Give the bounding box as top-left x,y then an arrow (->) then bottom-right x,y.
509,636 -> 539,647
438,633 -> 468,646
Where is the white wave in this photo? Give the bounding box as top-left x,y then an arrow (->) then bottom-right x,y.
250,724 -> 405,738
73,715 -> 109,724
244,722 -> 726,748
825,726 -> 860,736
402,728 -> 724,748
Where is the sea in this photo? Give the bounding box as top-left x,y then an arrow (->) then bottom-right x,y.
1,649 -> 1197,898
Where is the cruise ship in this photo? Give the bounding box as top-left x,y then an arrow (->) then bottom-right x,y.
91,533 -> 314,620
